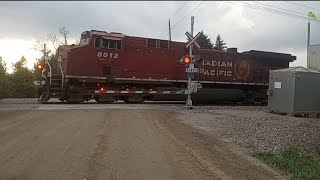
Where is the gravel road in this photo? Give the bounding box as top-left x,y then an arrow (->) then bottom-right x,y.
0,102 -> 283,180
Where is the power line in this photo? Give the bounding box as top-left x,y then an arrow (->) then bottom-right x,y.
242,2 -> 303,18
159,1 -> 205,39
225,1 -> 320,23
252,1 -> 307,17
158,1 -> 189,39
285,1 -> 320,13
247,2 -> 311,20
170,1 -> 205,30
170,1 -> 189,20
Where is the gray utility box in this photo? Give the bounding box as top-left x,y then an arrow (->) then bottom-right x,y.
268,66 -> 320,114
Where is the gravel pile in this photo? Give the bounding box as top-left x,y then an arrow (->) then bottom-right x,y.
193,105 -> 269,112
178,106 -> 320,157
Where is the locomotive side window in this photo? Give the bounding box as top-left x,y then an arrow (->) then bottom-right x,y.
147,39 -> 157,48
116,41 -> 122,50
94,37 -> 102,48
101,39 -> 107,48
107,39 -> 122,49
159,40 -> 169,49
94,37 -> 122,50
109,40 -> 117,49
147,39 -> 168,49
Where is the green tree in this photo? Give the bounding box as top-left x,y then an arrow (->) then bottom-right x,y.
48,53 -> 59,74
9,56 -> 37,98
0,56 -> 9,99
195,30 -> 214,50
213,34 -> 227,51
0,56 -> 6,74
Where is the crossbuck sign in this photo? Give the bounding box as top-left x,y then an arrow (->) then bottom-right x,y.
185,31 -> 201,48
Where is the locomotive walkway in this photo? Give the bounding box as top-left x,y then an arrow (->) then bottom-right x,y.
0,100 -> 284,180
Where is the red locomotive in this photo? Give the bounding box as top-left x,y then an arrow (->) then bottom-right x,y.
38,30 -> 296,104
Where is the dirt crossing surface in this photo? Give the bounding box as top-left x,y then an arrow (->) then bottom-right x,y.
0,107 -> 285,180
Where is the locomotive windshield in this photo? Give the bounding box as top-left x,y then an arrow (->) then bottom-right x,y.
79,37 -> 90,46
79,31 -> 90,46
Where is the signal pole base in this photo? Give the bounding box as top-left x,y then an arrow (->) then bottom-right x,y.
185,96 -> 193,109
185,105 -> 194,110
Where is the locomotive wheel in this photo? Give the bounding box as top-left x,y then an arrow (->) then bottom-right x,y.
94,95 -> 115,104
123,95 -> 145,104
242,91 -> 255,104
65,94 -> 85,104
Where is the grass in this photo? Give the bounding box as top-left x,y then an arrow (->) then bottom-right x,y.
257,145 -> 320,180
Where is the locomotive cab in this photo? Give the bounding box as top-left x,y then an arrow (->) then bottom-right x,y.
78,30 -> 123,49
79,31 -> 90,46
57,30 -> 125,78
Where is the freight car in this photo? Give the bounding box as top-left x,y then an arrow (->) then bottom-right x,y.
37,30 -> 296,104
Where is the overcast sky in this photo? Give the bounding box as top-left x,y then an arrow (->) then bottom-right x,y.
1,1 -> 320,72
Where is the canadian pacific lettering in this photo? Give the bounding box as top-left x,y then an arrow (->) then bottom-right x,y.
199,69 -> 233,77
202,60 -> 232,68
199,60 -> 233,77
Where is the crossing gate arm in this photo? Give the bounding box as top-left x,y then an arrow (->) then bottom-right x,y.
94,90 -> 184,95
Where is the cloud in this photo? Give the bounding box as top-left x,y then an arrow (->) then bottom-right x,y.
1,1 -> 320,71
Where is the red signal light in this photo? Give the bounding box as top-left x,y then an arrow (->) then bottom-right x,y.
180,56 -> 192,64
184,56 -> 191,64
99,87 -> 106,92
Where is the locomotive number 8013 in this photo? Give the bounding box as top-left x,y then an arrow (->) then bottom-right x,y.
97,52 -> 119,59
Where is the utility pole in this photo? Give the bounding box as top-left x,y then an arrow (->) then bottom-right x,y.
169,19 -> 172,42
307,21 -> 310,68
306,11 -> 316,68
186,16 -> 195,107
43,43 -> 47,68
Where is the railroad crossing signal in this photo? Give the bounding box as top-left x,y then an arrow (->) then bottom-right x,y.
184,82 -> 202,94
185,31 -> 201,48
186,72 -> 194,79
41,50 -> 51,59
186,67 -> 198,73
182,55 -> 191,64
186,63 -> 198,73
184,16 -> 203,108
